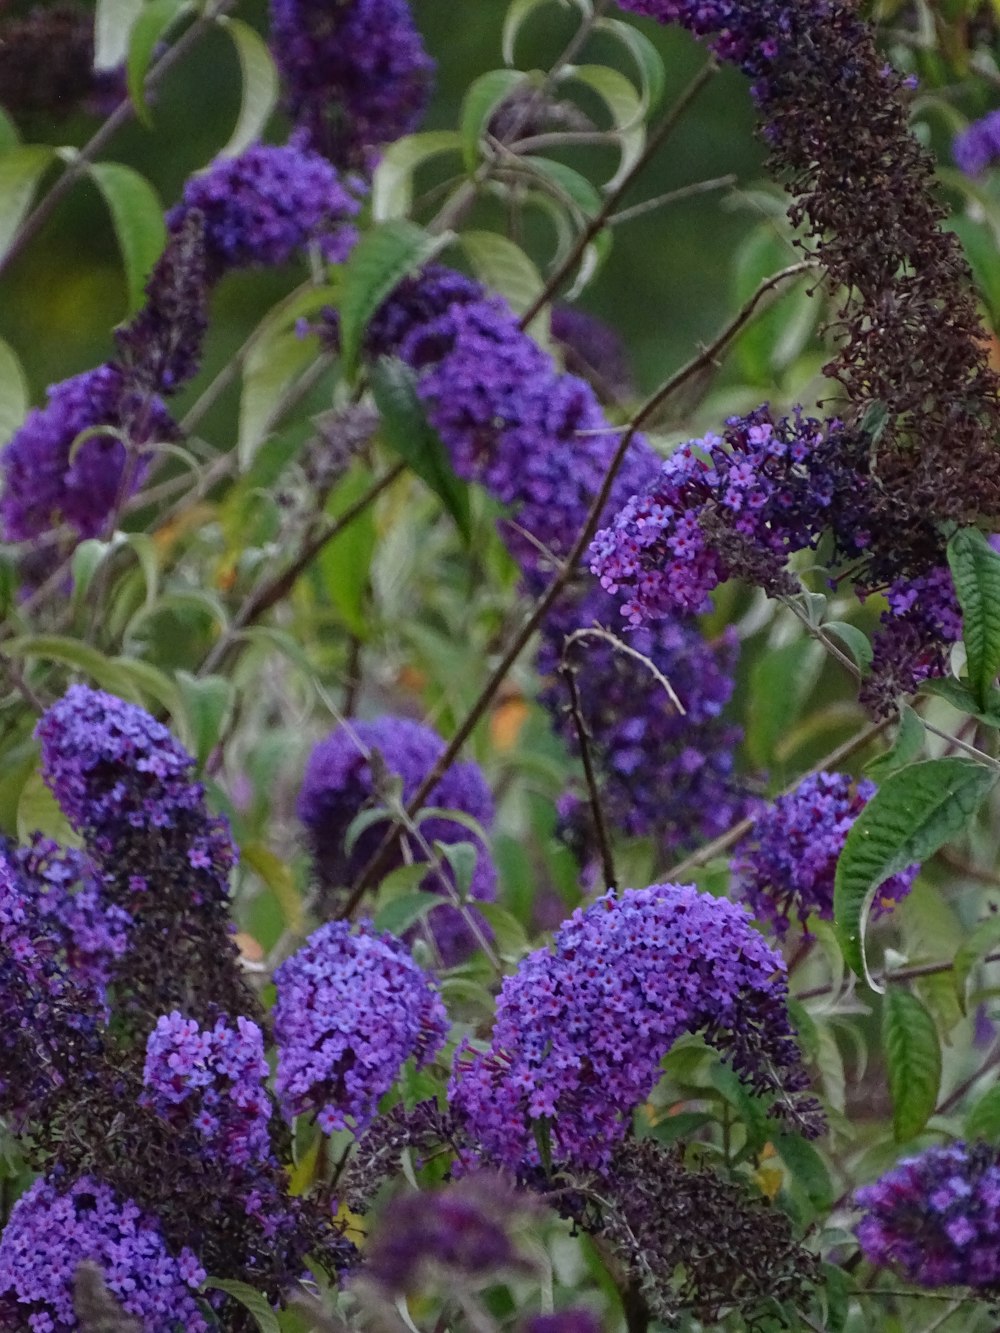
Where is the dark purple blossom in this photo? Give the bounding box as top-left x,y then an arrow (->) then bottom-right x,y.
855,1141 -> 1000,1287
862,567 -> 964,711
522,1312 -> 602,1333
166,140 -> 362,280
297,715 -> 497,964
0,364 -> 177,559
732,771 -> 916,937
141,1011 -> 272,1169
268,0 -> 434,169
273,918 -> 449,1133
954,111 -> 1000,176
449,883 -> 821,1172
0,1175 -> 209,1333
363,1175 -> 530,1294
551,304 -> 636,402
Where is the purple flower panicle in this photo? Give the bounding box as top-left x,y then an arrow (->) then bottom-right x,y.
0,1176 -> 209,1333
856,1142 -> 1000,1287
449,883 -> 821,1172
273,919 -> 449,1134
732,772 -> 916,937
523,1314 -> 602,1333
954,111 -> 1000,176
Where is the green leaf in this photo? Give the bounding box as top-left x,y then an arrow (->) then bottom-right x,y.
320,463 -> 378,637
521,156 -> 601,218
217,17 -> 279,158
559,63 -> 644,188
94,0 -> 144,70
17,766 -> 82,848
953,914 -> 1000,1011
89,162 -> 166,314
965,1083 -> 1000,1143
0,335 -> 28,445
2,634 -> 148,699
774,1132 -> 834,1213
746,638 -> 823,769
645,1110 -> 713,1145
0,109 -> 19,152
476,901 -> 529,959
374,890 -> 447,936
824,620 -> 873,672
948,527 -> 1000,708
821,1263 -> 849,1333
460,68 -> 530,171
339,220 -> 451,377
202,1280 -> 280,1333
0,145 -> 55,263
127,0 -> 191,125
372,357 -> 471,541
595,18 -> 666,113
834,758 -> 997,987
174,671 -> 235,765
437,840 -> 478,896
502,0 -> 554,64
865,703 -> 924,780
883,987 -> 941,1142
459,229 -> 543,316
372,131 -> 462,222
241,841 -> 303,931
238,327 -> 318,472
71,539 -> 111,608
922,675 -> 1000,726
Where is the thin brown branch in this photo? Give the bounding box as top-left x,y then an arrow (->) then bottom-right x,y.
560,659 -> 617,891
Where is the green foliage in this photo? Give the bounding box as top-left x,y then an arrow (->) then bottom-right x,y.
882,988 -> 941,1142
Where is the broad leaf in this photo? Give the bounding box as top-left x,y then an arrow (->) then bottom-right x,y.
948,526 -> 1000,707
460,68 -> 530,170
238,327 -> 318,472
201,1280 -> 279,1333
0,335 -> 28,445
89,162 -> 167,313
953,913 -> 1000,1011
372,131 -> 462,222
217,17 -> 279,158
374,890 -> 447,936
127,0 -> 191,125
834,757 -> 997,987
965,1083 -> 1000,1143
595,18 -> 666,113
865,703 -> 924,780
241,841 -> 303,931
0,145 -> 55,263
459,229 -> 543,316
883,987 -> 941,1141
320,463 -> 378,637
17,766 -> 82,847
175,671 -> 235,765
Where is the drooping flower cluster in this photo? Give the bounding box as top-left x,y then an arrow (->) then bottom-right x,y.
269,0 -> 434,168
273,919 -> 449,1133
166,139 -> 363,281
36,685 -> 250,1022
732,772 -> 917,937
0,2 -> 122,121
362,1175 -> 530,1295
297,715 -> 497,963
954,110 -> 1000,176
0,364 -> 177,571
141,1012 -> 272,1169
855,1141 -> 1000,1288
0,1175 -> 209,1333
449,883 -> 821,1172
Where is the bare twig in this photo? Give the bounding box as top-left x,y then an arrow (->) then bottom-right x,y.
560,659 -> 617,891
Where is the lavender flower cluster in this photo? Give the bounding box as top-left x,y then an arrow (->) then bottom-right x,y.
269,0 -> 434,168
297,714 -> 497,963
449,883 -> 821,1172
733,772 -> 917,937
855,1141 -> 1000,1287
954,110 -> 1000,176
141,1012 -> 272,1169
273,918 -> 449,1133
0,1176 -> 209,1333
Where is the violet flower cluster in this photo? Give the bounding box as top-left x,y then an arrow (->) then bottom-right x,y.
298,714 -> 497,964
273,918 -> 449,1134
954,110 -> 1000,176
0,1175 -> 209,1333
855,1141 -> 1000,1288
523,1315 -> 601,1333
269,0 -> 434,168
141,1012 -> 272,1169
732,771 -> 917,937
449,883 -> 821,1172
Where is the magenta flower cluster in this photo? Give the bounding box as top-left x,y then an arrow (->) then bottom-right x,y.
855,1142 -> 1000,1287
166,139 -> 362,279
732,772 -> 917,937
269,0 -> 434,168
298,714 -> 496,964
273,919 -> 449,1133
0,1175 -> 209,1332
449,883 -> 819,1172
141,1011 -> 272,1169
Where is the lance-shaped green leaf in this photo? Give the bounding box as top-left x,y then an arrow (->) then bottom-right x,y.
459,230 -> 543,316
595,18 -> 666,114
965,1084 -> 1000,1144
89,162 -> 166,313
834,757 -> 997,988
460,67 -> 530,170
0,144 -> 55,262
371,357 -> 471,541
372,131 -> 461,222
217,17 -> 279,158
0,335 -> 28,445
201,1280 -> 279,1333
865,703 -> 924,780
127,0 -> 191,125
953,913 -> 1000,1011
883,987 -> 941,1142
948,527 -> 1000,708
339,220 -> 451,377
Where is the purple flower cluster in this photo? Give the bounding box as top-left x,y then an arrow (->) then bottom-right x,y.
590,406 -> 862,622
269,0 -> 434,168
0,364 -> 176,559
141,1012 -> 272,1169
862,567 -> 964,711
0,1175 -> 209,1332
551,304 -> 636,403
297,715 -> 496,964
954,111 -> 1000,176
166,140 -> 362,280
449,883 -> 820,1172
273,919 -> 449,1133
733,772 -> 916,937
523,1314 -> 602,1333
855,1142 -> 1000,1287
363,1175 -> 529,1294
